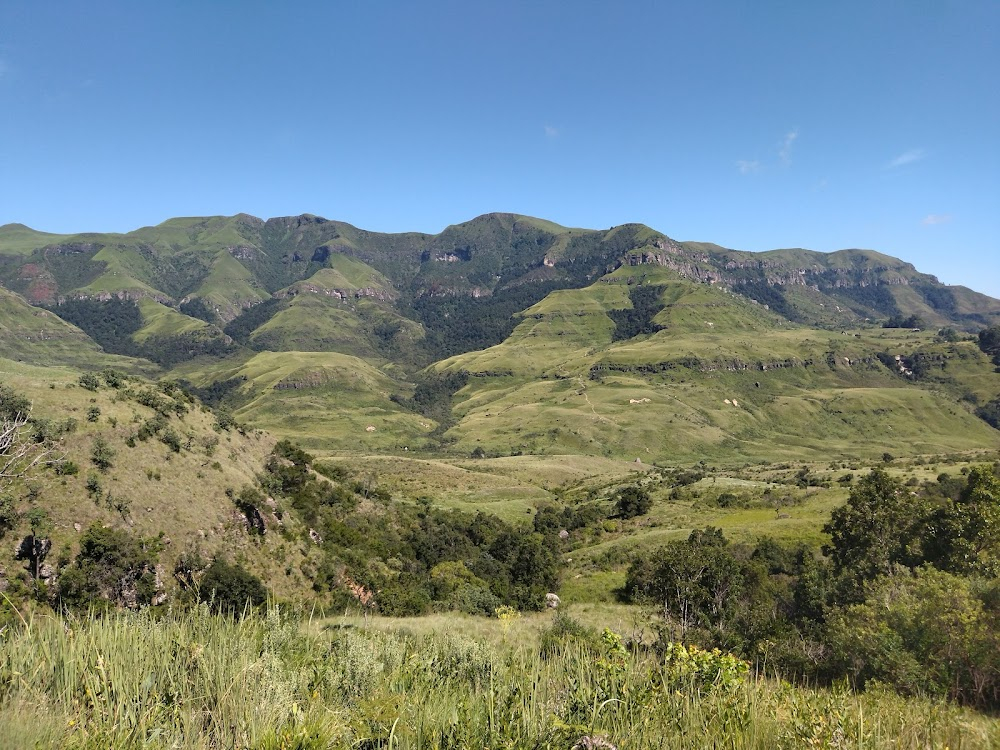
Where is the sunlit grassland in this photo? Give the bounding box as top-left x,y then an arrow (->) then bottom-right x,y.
249,296 -> 378,355
423,276 -> 1000,463
172,350 -> 435,451
441,371 -> 995,463
277,256 -> 394,295
1,606 -> 996,749
133,298 -> 214,342
191,250 -> 270,317
314,453 -> 651,524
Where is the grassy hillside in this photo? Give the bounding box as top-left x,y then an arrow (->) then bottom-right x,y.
171,350 -> 435,450
0,358 -> 333,599
430,273 -> 1000,462
0,288 -> 146,370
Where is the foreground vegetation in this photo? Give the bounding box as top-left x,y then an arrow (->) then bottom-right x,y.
1,605 -> 997,750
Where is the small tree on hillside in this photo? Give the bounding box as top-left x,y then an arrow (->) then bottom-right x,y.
57,524 -> 161,610
1,385 -> 58,493
616,485 -> 652,518
198,557 -> 267,615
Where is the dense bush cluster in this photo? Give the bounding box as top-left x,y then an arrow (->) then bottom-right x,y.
608,285 -> 665,341
257,441 -> 561,614
392,370 -> 470,428
623,466 -> 1000,709
50,297 -> 144,355
731,281 -> 800,321
50,298 -> 233,365
979,325 -> 1000,367
222,297 -> 285,345
883,314 -> 925,329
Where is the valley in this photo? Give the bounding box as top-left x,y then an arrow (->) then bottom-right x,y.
2,212 -> 1000,747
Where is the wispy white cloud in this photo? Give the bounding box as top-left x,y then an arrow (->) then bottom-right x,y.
738,128 -> 799,174
921,213 -> 952,226
543,125 -> 559,138
887,148 -> 925,169
778,129 -> 798,165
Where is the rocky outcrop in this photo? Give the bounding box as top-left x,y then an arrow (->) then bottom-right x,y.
227,245 -> 258,261
274,371 -> 330,390
57,289 -> 171,304
275,284 -> 394,302
619,242 -> 917,293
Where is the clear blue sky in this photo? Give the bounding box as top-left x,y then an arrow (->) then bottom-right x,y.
2,1 -> 998,296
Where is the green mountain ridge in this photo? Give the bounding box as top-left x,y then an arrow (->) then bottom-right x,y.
2,212 -> 1000,463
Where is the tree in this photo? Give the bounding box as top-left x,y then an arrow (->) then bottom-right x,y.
827,568 -> 1000,708
823,468 -> 928,602
615,485 -> 652,518
625,528 -> 744,636
24,507 -> 52,580
929,465 -> 1000,575
198,557 -> 268,615
978,325 -> 1000,364
90,436 -> 115,472
1,385 -> 57,492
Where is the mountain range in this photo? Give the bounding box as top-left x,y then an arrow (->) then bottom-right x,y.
2,212 -> 999,462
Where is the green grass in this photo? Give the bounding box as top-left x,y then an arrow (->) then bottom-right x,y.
0,291 -> 147,370
429,303 -> 1000,463
189,250 -> 270,321
0,359 -> 315,597
132,298 -> 215,342
172,350 -> 434,450
1,606 -> 995,749
0,223 -> 68,255
249,296 -> 380,355
279,254 -> 394,295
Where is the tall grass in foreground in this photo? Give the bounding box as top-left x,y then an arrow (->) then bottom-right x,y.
0,605 -> 996,749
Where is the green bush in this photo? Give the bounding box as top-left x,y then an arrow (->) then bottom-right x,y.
78,373 -> 100,391
615,485 -> 652,518
827,568 -> 1000,708
160,427 -> 182,453
90,436 -> 116,472
198,558 -> 268,615
57,524 -> 160,611
54,460 -> 79,476
540,610 -> 597,657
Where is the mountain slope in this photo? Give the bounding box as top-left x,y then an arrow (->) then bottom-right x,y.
2,212 -> 999,463
432,270 -> 1000,462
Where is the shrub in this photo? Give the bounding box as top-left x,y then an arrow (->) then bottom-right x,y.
85,472 -> 103,498
198,558 -> 268,615
160,427 -> 182,453
78,373 -> 100,391
615,485 -> 652,518
57,524 -> 160,610
54,460 -> 79,476
540,610 -> 598,656
100,368 -> 128,389
91,436 -> 115,472
827,568 -> 1000,708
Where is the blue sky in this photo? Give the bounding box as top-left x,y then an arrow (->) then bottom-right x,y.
2,1 -> 998,296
